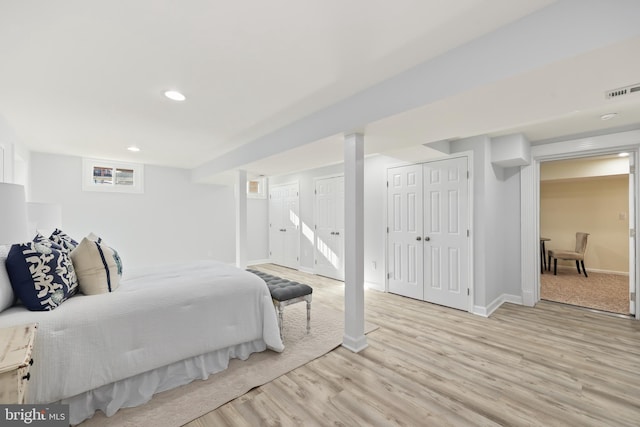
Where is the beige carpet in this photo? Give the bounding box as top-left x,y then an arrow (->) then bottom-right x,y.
79,302 -> 378,427
540,269 -> 629,314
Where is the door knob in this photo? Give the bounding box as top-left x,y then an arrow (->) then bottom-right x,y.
416,236 -> 422,241
424,236 -> 430,241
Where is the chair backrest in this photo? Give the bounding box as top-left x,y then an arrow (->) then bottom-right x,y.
575,232 -> 589,254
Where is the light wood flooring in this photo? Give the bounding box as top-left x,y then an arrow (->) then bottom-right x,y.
186,264 -> 640,427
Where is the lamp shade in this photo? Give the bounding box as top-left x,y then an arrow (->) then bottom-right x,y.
27,202 -> 62,237
0,183 -> 29,245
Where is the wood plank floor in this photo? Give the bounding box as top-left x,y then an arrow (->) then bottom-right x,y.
185,265 -> 640,427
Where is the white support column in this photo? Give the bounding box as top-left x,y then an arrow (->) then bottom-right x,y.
236,169 -> 248,269
342,132 -> 367,352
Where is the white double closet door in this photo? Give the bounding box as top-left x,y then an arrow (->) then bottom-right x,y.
387,157 -> 470,311
314,175 -> 345,281
269,182 -> 300,269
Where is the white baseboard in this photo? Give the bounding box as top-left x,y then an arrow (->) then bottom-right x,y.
365,281 -> 384,291
247,259 -> 270,266
548,265 -> 629,276
474,293 -> 523,317
298,266 -> 315,275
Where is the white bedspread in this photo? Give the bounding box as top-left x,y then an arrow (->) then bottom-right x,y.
0,260 -> 283,404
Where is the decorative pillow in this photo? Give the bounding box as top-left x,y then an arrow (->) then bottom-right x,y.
5,242 -> 79,311
70,237 -> 122,295
84,233 -> 123,276
0,245 -> 15,312
33,232 -> 63,250
49,228 -> 79,252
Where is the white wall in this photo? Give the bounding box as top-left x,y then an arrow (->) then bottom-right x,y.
30,152 -> 238,269
247,197 -> 269,262
0,114 -> 17,183
451,135 -> 522,311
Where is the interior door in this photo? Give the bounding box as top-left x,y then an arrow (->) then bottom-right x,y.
629,155 -> 636,316
282,183 -> 300,268
387,165 -> 424,300
269,182 -> 300,269
314,176 -> 344,280
269,185 -> 285,265
423,157 -> 469,310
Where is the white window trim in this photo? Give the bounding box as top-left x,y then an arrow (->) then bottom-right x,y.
82,158 -> 144,193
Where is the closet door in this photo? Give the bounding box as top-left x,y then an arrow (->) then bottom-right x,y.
423,157 -> 469,311
387,165 -> 424,300
269,182 -> 299,269
314,176 -> 344,280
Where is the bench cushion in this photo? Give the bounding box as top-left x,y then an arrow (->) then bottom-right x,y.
247,269 -> 312,302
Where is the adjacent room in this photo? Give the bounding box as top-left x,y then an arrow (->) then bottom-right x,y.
1,1 -> 640,426
540,155 -> 632,315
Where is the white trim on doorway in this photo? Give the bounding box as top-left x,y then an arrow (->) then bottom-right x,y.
521,129 -> 640,320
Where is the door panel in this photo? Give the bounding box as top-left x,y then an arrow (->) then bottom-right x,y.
423,157 -> 469,310
387,165 -> 424,300
314,176 -> 344,280
269,183 -> 299,269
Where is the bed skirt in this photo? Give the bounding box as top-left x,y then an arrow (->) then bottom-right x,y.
63,338 -> 267,425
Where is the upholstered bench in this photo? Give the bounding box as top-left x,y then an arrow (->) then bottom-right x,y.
247,269 -> 313,338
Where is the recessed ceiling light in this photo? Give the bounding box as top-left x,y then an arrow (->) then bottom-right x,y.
164,90 -> 186,101
618,152 -> 629,157
127,146 -> 141,152
600,112 -> 618,121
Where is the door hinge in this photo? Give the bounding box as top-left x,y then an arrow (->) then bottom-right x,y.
387,226 -> 389,233
387,273 -> 391,279
630,292 -> 636,301
297,256 -> 299,261
631,229 -> 636,238
314,189 -> 317,195
315,224 -> 317,230
386,181 -> 389,187
315,259 -> 317,265
297,192 -> 299,196
631,165 -> 636,174
467,230 -> 470,237
467,289 -> 470,296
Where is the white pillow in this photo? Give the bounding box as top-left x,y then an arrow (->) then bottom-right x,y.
0,244 -> 15,312
70,237 -> 121,295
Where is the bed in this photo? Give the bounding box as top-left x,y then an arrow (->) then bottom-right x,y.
0,259 -> 284,425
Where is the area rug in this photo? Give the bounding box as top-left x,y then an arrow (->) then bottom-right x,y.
80,302 -> 378,427
540,270 -> 629,314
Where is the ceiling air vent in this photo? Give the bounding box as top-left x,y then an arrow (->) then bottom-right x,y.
606,83 -> 640,99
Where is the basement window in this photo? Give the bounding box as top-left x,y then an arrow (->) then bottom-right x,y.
82,158 -> 144,193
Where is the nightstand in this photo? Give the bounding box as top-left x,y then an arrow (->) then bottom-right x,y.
0,323 -> 37,404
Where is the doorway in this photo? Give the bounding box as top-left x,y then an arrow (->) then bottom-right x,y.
539,155 -> 631,315
521,128 -> 640,320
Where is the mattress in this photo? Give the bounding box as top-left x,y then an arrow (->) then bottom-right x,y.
0,260 -> 283,405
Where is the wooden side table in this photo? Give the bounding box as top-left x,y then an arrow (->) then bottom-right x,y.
0,323 -> 37,404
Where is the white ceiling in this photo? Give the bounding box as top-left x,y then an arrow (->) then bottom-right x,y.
1,0 -> 640,184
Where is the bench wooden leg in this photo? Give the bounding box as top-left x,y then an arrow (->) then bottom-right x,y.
277,303 -> 284,339
306,297 -> 311,333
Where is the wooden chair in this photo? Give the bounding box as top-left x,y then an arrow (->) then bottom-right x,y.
547,232 -> 589,277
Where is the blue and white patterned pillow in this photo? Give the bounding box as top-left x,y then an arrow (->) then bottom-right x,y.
6,242 -> 79,311
33,232 -> 63,250
49,229 -> 79,252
